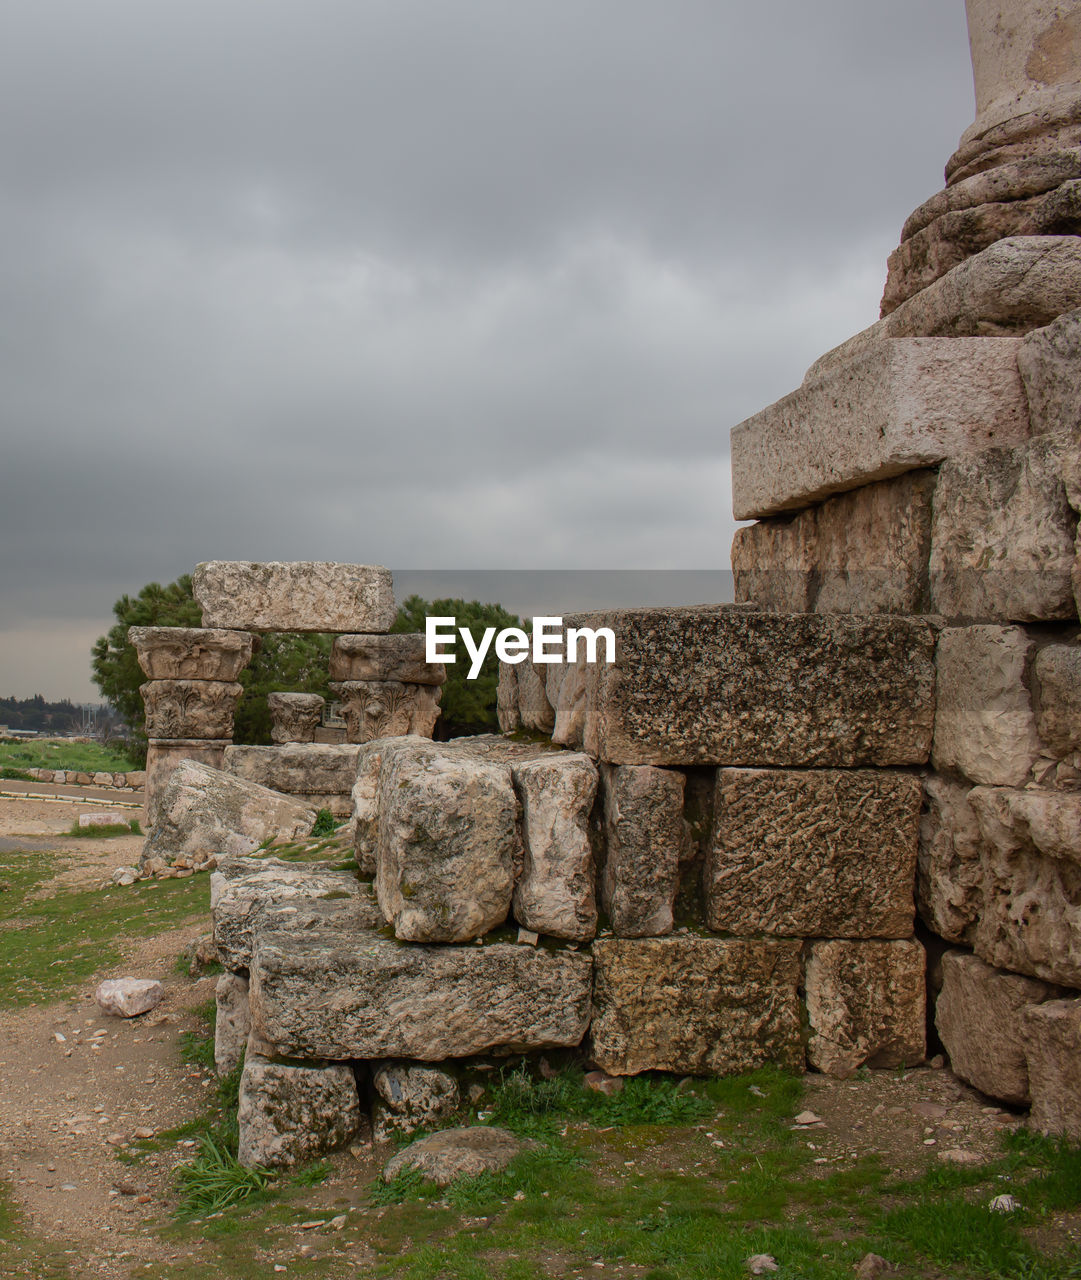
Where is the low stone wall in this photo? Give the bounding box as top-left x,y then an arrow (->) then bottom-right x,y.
19,767 -> 145,791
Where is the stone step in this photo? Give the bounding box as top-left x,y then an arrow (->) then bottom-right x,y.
731,337 -> 1028,520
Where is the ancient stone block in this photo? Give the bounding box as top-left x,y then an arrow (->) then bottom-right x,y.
804,940 -> 926,1077
1021,999 -> 1081,1140
599,765 -> 685,938
969,786 -> 1081,987
211,860 -> 380,971
144,740 -> 227,826
731,516 -> 815,613
237,1052 -> 361,1169
266,692 -> 324,744
329,680 -> 442,742
496,661 -> 555,734
222,743 -> 363,797
706,769 -> 920,938
551,608 -> 936,768
496,662 -> 520,732
589,937 -> 803,1077
374,739 -> 517,942
1018,308 -> 1081,436
936,951 -> 1064,1106
351,739 -> 387,877
928,433 -> 1078,621
512,753 -> 598,942
1034,644 -> 1081,759
249,932 -> 593,1060
139,679 -> 243,740
372,1062 -> 461,1143
918,775 -> 984,944
932,627 -> 1041,786
127,626 -> 257,682
193,561 -> 396,633
141,761 -> 317,871
330,634 -> 446,685
214,973 -> 250,1076
731,338 -> 1028,520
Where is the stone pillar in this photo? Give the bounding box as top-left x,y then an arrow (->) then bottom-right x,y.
327,633 -> 446,743
267,692 -> 325,744
129,626 -> 257,824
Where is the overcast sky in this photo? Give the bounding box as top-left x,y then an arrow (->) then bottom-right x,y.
0,0 -> 976,702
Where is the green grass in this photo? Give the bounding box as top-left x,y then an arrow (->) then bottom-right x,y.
175,1132 -> 272,1216
0,738 -> 138,773
310,807 -> 341,837
0,766 -> 35,782
0,1180 -> 75,1278
64,818 -> 142,838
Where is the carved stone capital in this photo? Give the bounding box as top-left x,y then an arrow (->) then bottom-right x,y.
128,626 -> 257,681
330,633 -> 447,685
329,680 -> 442,743
139,680 -> 243,740
267,692 -> 325,744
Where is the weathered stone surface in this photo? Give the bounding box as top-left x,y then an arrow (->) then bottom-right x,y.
589,937 -> 803,1077
329,680 -> 442,743
214,973 -> 250,1076
144,740 -> 226,825
237,1052 -> 361,1169
932,627 -> 1041,786
266,692 -> 324,744
142,761 -> 317,870
805,940 -> 926,1077
330,634 -> 446,685
1034,644 -> 1081,758
731,517 -> 815,613
249,932 -> 593,1060
382,1127 -> 525,1186
375,739 -> 517,943
1018,308 -> 1081,436
969,786 -> 1081,986
918,775 -> 984,944
1021,999 -> 1081,1139
193,561 -> 396,633
211,861 -> 380,971
351,739 -> 387,877
372,1062 -> 461,1143
127,626 -> 257,681
139,679 -> 243,740
551,608 -> 936,768
707,769 -> 920,938
222,743 -> 362,797
929,433 -> 1079,621
95,978 -> 164,1018
512,754 -> 598,941
731,338 -> 1027,520
78,811 -> 128,829
599,765 -> 685,938
496,662 -> 520,732
936,951 -> 1064,1106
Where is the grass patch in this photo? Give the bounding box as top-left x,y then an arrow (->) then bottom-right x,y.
65,818 -> 141,838
0,739 -> 138,773
310,807 -> 341,837
175,1133 -> 272,1216
0,766 -> 35,782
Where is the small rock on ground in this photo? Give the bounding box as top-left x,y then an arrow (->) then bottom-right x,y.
382,1125 -> 528,1187
94,978 -> 164,1018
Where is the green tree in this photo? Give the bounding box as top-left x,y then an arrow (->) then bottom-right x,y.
391,595 -> 521,738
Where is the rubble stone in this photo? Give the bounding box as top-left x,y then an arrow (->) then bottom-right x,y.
382,1127 -> 525,1186
139,679 -> 243,740
330,680 -> 442,742
1021,999 -> 1081,1140
329,634 -> 446,685
249,932 -> 593,1060
590,937 -> 803,1076
214,973 -> 251,1076
707,769 -> 920,937
918,775 -> 984,944
193,560 -> 396,633
127,626 -> 257,681
267,692 -> 324,744
95,978 -> 164,1019
1034,644 -> 1081,758
1018,308 -> 1081,436
372,1062 -> 461,1142
599,765 -> 686,938
237,1052 -> 361,1168
804,940 -> 926,1077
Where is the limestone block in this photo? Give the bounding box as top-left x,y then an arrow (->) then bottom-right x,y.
372,1062 -> 461,1143
496,662 -> 520,732
707,769 -> 920,938
936,951 -> 1064,1106
351,739 -> 387,877
932,627 -> 1041,786
590,937 -> 802,1076
193,561 -> 396,633
139,679 -> 243,740
382,1127 -> 526,1186
1035,644 -> 1081,758
928,434 -> 1079,622
731,517 -> 815,613
1018,308 -> 1081,436
237,1052 -> 361,1169
805,940 -> 926,1077
1021,999 -> 1081,1140
551,608 -> 936,768
731,338 -> 1028,520
94,978 -> 164,1018
330,633 -> 446,685
918,775 -> 984,944
249,931 -> 593,1060
496,661 -> 555,734
512,753 -> 598,942
127,626 -> 257,682
211,861 -> 380,971
266,692 -> 324,744
969,786 -> 1081,986
222,743 -> 363,797
214,973 -> 250,1076
141,761 -> 317,871
599,765 -> 685,938
329,679 -> 442,742
144,739 -> 226,816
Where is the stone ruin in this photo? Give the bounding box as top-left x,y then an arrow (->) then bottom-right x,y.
136,0 -> 1081,1168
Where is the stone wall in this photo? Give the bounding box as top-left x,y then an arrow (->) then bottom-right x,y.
17,768 -> 145,790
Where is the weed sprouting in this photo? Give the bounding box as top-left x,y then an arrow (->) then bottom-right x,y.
175,1133 -> 272,1216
